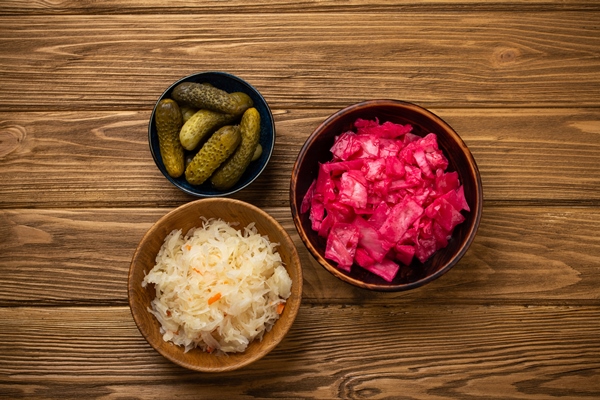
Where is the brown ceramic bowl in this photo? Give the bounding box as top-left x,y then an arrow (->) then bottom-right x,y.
290,100 -> 482,291
128,198 -> 302,372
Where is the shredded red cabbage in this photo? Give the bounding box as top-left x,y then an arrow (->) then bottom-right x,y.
302,118 -> 469,282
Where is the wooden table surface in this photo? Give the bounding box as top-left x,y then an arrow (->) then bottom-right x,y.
1,1 -> 599,399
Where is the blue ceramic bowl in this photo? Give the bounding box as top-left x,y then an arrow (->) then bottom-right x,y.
149,71 -> 275,197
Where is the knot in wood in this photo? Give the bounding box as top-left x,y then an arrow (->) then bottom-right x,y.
0,124 -> 26,158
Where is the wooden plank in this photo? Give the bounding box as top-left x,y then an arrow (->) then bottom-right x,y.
1,205 -> 599,305
1,0 -> 599,14
0,13 -> 598,111
0,305 -> 599,399
0,108 -> 598,208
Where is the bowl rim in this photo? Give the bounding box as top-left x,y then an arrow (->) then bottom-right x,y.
127,198 -> 303,372
148,71 -> 275,197
290,99 -> 483,291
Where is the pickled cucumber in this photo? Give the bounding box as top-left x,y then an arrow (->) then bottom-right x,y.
229,92 -> 254,115
155,98 -> 184,178
251,143 -> 263,161
179,109 -> 237,151
180,106 -> 198,123
210,108 -> 261,190
185,125 -> 241,185
171,82 -> 253,116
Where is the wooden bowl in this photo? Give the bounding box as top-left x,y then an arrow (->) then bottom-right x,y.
290,100 -> 482,291
128,198 -> 302,372
149,71 -> 275,197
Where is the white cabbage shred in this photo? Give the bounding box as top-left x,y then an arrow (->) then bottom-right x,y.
142,217 -> 292,354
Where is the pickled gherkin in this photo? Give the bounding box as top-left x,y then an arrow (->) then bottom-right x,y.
172,82 -> 253,116
251,143 -> 263,161
210,108 -> 261,190
185,125 -> 241,185
180,106 -> 198,123
179,109 -> 236,151
154,98 -> 184,178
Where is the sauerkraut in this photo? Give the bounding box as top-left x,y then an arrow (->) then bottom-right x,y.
142,217 -> 292,354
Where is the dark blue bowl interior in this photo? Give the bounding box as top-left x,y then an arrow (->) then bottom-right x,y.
149,71 -> 275,197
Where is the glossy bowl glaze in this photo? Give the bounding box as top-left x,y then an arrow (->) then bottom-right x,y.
128,198 -> 302,372
149,71 -> 275,197
290,100 -> 482,291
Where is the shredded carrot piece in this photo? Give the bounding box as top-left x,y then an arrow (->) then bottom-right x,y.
206,346 -> 214,353
277,303 -> 285,315
166,310 -> 171,317
193,268 -> 201,274
185,244 -> 191,251
208,293 -> 222,305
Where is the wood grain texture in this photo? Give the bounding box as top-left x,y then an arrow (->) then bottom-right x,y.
2,0 -> 600,14
0,305 -> 599,399
1,2 -> 599,398
1,205 -> 599,305
0,13 -> 598,111
0,108 -> 598,209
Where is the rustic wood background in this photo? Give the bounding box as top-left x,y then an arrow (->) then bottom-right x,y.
1,1 -> 599,399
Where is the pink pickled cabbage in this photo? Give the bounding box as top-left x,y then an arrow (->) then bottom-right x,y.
302,118 -> 469,282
